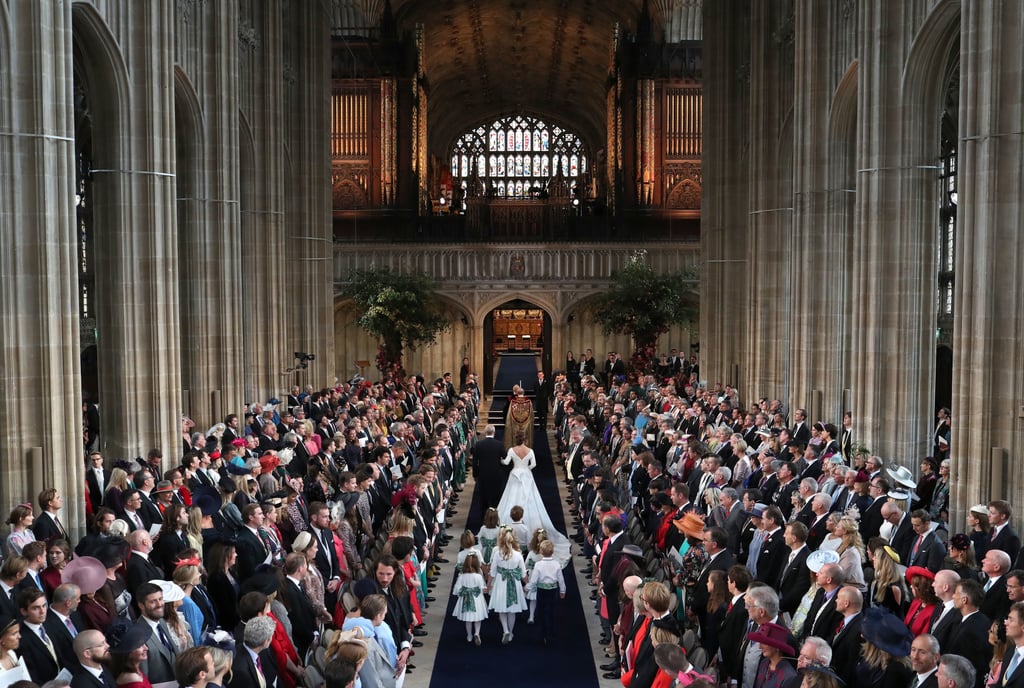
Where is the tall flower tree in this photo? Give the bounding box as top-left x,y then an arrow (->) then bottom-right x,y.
342,267 -> 450,380
588,252 -> 699,372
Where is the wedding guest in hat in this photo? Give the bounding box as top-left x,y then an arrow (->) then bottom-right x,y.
0,613 -> 31,685
62,555 -> 109,632
947,533 -> 982,582
867,541 -> 907,616
856,606 -> 915,688
967,505 -> 992,566
105,618 -> 152,686
802,663 -> 846,688
904,566 -> 939,637
748,621 -> 797,688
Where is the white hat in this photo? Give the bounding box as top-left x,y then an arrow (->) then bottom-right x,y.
806,549 -> 840,573
150,579 -> 185,602
886,465 -> 917,489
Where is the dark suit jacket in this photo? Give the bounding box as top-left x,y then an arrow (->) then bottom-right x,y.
19,620 -> 59,684
125,552 -> 163,599
777,547 -> 811,615
718,594 -> 749,681
807,514 -> 829,550
137,493 -> 164,529
234,526 -> 268,581
153,529 -> 191,577
929,604 -> 962,651
830,612 -> 864,688
472,437 -> 508,509
906,531 -> 946,572
227,646 -> 274,688
86,468 -> 111,510
32,512 -> 68,544
70,664 -> 117,688
44,609 -> 82,667
918,672 -> 939,688
281,577 -> 318,658
690,550 -> 735,617
948,611 -> 993,688
0,585 -> 16,618
890,516 -> 916,563
859,497 -> 885,539
792,423 -> 810,447
995,647 -> 1024,688
990,525 -> 1021,560
982,577 -> 1012,622
802,588 -> 842,643
755,528 -> 788,585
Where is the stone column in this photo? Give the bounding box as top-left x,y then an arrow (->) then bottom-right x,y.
701,0 -> 752,393
239,0 -> 286,404
744,1 -> 794,400
178,2 -> 244,425
0,1 -> 84,531
86,2 -> 183,469
285,3 -> 334,387
951,0 -> 1024,524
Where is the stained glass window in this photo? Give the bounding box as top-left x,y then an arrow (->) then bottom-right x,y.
450,115 -> 587,198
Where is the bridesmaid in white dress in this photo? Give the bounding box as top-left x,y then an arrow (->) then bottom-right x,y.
0,616 -> 31,688
496,430 -> 572,566
488,528 -> 528,645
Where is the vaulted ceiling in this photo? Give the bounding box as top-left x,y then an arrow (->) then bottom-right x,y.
388,0 -> 660,156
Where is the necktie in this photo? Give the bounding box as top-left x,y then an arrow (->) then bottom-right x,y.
912,534 -> 923,559
836,618 -> 846,635
64,616 -> 77,638
133,512 -> 144,531
986,578 -> 994,592
39,626 -> 56,660
256,655 -> 267,688
157,623 -> 174,653
96,469 -> 105,493
1006,651 -> 1022,683
910,676 -> 920,688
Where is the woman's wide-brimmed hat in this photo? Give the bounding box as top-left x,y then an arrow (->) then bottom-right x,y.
62,556 -> 107,595
106,619 -> 152,655
861,606 -> 914,657
673,512 -> 707,539
747,622 -> 794,655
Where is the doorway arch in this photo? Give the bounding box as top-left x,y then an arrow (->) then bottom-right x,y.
482,299 -> 552,393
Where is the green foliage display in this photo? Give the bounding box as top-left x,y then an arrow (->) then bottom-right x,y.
588,253 -> 699,371
342,267 -> 450,377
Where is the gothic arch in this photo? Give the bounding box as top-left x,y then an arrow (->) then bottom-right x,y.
474,292 -> 561,324
71,3 -> 131,167
0,2 -> 10,130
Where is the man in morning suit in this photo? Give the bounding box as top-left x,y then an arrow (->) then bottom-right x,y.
44,583 -> 83,667
235,504 -> 271,582
136,582 -> 179,685
989,500 -> 1022,560
906,509 -> 947,572
947,579 -> 993,688
282,552 -> 319,659
830,586 -> 866,688
533,370 -> 553,428
754,506 -> 788,586
980,549 -> 1012,623
599,515 -> 631,641
910,634 -> 941,688
85,452 -> 110,510
858,476 -> 889,540
308,501 -> 342,612
717,566 -> 750,686
801,562 -> 843,643
32,488 -> 70,545
124,530 -> 163,600
777,522 -> 811,617
690,527 -> 734,632
227,615 -> 276,688
70,629 -> 117,688
996,602 -> 1024,688
471,425 -> 507,510
930,568 -> 963,650
18,587 -> 59,684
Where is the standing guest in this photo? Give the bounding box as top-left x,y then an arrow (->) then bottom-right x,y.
988,501 -> 1021,562
904,566 -> 939,637
173,646 -> 217,688
908,634 -> 941,688
939,655 -> 980,688
104,469 -> 131,517
994,602 -> 1024,688
967,505 -> 992,566
830,586 -> 866,688
834,516 -> 868,592
747,622 -> 797,688
32,488 -> 70,545
40,539 -> 71,597
855,606 -> 915,688
205,542 -> 240,633
44,582 -> 82,667
104,618 -> 153,688
135,582 -> 178,684
947,579 -> 993,688
17,587 -> 59,684
0,614 -> 31,685
4,504 -> 36,557
69,628 -> 116,688
290,532 -> 333,625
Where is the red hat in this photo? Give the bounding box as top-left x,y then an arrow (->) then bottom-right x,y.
231,438 -> 246,448
905,565 -> 936,583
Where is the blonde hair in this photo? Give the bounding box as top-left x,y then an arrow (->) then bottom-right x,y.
387,512 -> 414,537
539,540 -> 554,557
497,528 -> 520,559
837,517 -> 866,559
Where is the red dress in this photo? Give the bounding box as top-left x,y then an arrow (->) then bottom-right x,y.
268,610 -> 300,688
402,558 -> 424,626
904,599 -> 936,637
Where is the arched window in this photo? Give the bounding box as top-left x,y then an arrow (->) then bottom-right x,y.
937,62 -> 958,347
450,115 -> 587,198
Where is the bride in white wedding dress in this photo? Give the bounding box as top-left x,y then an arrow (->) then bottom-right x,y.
496,430 -> 572,567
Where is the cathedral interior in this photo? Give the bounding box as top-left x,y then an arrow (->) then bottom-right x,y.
0,0 -> 1020,534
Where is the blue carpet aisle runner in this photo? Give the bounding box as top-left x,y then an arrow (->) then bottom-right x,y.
489,353 -> 539,426
428,361 -> 599,688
